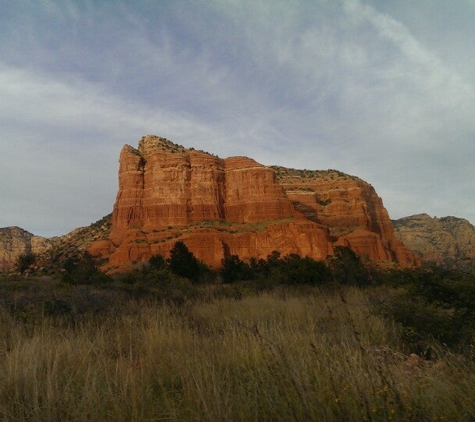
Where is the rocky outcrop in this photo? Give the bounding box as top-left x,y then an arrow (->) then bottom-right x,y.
393,214 -> 475,269
89,135 -> 419,272
112,138 -> 296,231
0,227 -> 52,271
0,215 -> 113,273
273,167 -> 419,267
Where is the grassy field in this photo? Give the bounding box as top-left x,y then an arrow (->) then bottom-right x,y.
1,280 -> 474,421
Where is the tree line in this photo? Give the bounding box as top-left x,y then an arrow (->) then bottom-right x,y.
13,241 -> 475,353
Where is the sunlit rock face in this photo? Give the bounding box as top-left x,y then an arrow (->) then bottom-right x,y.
89,135 -> 419,272
393,213 -> 475,269
0,227 -> 51,271
274,167 -> 420,267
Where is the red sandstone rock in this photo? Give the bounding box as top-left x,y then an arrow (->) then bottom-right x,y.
89,135 -> 419,272
223,157 -> 295,222
275,168 -> 420,267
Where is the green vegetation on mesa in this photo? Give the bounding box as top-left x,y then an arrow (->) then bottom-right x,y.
271,165 -> 358,182
2,242 -> 475,420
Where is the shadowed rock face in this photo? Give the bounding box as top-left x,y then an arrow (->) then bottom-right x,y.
393,213 -> 475,269
89,135 -> 419,272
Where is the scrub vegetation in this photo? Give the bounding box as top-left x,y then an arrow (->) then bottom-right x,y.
1,244 -> 475,421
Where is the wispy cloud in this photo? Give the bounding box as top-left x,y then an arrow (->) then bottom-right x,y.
0,0 -> 474,235
0,63 -> 231,235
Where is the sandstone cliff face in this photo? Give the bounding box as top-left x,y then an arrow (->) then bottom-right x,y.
223,157 -> 296,222
0,227 -> 52,271
89,135 -> 419,272
393,214 -> 475,269
113,141 -> 225,229
273,167 -> 419,267
112,138 -> 295,231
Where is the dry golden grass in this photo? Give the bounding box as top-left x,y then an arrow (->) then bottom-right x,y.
1,287 -> 475,421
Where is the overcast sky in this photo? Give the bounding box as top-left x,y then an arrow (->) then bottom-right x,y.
1,0 -> 474,237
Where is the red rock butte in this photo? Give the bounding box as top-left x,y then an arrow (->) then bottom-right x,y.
89,135 -> 420,272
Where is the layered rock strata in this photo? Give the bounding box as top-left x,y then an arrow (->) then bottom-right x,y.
393,213 -> 475,269
273,167 -> 419,267
89,135 -> 419,272
0,227 -> 52,271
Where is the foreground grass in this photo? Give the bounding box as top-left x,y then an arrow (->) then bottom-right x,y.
1,286 -> 474,421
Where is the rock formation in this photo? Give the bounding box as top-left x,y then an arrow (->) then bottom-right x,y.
393,213 -> 475,269
273,167 -> 419,267
0,215 -> 113,273
0,227 -> 52,271
89,135 -> 419,272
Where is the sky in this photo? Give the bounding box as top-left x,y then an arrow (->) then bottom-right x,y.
1,0 -> 474,237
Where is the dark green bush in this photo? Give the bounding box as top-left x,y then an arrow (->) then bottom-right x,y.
376,268 -> 475,352
168,242 -> 203,283
148,254 -> 166,270
279,254 -> 332,285
221,255 -> 253,283
329,246 -> 371,287
17,252 -> 36,273
220,251 -> 333,287
61,252 -> 112,285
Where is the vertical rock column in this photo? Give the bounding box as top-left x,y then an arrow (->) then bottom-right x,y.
111,145 -> 145,230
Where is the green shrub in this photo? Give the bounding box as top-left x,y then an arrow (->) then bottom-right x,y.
61,252 -> 112,285
376,268 -> 475,352
148,254 -> 166,270
220,252 -> 332,287
329,246 -> 371,287
168,241 -> 203,283
221,255 -> 253,283
17,252 -> 36,273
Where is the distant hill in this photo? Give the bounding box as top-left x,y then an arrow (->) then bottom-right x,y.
393,213 -> 475,270
0,226 -> 52,271
0,215 -> 111,273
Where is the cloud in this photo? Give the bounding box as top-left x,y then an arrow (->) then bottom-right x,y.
0,0 -> 474,235
0,63 -> 233,235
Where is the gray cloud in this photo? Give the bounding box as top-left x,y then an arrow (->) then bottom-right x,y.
0,0 -> 474,236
